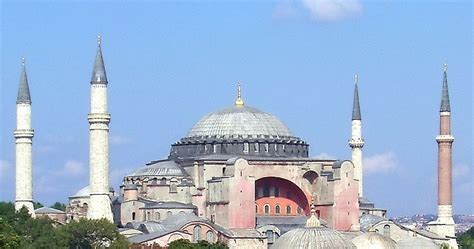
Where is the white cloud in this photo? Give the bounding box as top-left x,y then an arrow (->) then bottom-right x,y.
313,152 -> 335,160
301,0 -> 362,22
273,0 -> 298,19
61,160 -> 86,176
363,151 -> 398,174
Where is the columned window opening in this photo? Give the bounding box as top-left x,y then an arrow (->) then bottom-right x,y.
243,142 -> 249,153
193,225 -> 201,242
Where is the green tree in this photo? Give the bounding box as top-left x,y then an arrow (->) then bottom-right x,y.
50,202 -> 67,211
0,218 -> 21,249
457,226 -> 474,249
33,201 -> 43,209
60,218 -> 129,249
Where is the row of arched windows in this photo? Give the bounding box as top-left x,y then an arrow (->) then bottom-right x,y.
192,225 -> 215,242
257,204 -> 303,215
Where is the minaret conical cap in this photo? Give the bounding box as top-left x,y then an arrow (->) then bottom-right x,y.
91,34 -> 108,84
17,58 -> 32,104
352,74 -> 361,120
440,63 -> 450,112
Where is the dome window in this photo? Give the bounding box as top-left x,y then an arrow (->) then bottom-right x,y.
243,142 -> 249,153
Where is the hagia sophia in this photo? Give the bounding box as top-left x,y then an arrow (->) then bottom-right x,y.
13,36 -> 458,248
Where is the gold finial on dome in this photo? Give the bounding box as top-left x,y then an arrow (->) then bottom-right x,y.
235,83 -> 244,107
305,197 -> 320,228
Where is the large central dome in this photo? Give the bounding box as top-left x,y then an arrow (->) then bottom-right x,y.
185,105 -> 294,139
170,85 -> 309,159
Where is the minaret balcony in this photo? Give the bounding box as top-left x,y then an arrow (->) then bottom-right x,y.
348,138 -> 365,148
14,129 -> 34,138
436,135 -> 454,143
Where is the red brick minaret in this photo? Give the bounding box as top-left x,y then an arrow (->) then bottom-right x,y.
428,63 -> 457,248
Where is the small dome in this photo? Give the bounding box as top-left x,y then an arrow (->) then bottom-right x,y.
70,186 -> 114,197
397,237 -> 439,249
271,226 -> 356,249
127,160 -> 186,177
71,186 -> 90,197
186,105 -> 295,140
352,232 -> 397,249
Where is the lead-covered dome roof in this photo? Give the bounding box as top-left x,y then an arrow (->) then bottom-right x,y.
170,86 -> 309,159
271,212 -> 356,249
185,105 -> 295,140
127,160 -> 187,177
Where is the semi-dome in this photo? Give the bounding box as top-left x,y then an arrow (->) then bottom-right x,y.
170,85 -> 309,159
271,211 -> 356,249
127,160 -> 187,177
352,232 -> 397,249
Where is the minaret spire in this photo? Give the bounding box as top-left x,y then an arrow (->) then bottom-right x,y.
349,73 -> 365,197
440,63 -> 450,112
91,34 -> 108,84
17,57 -> 31,104
87,35 -> 113,221
352,74 -> 361,120
235,83 -> 244,107
14,57 -> 35,217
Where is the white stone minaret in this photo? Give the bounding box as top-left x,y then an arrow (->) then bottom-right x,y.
349,74 -> 365,197
428,63 -> 458,249
86,35 -> 113,221
14,58 -> 35,217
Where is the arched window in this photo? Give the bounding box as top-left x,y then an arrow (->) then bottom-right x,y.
166,211 -> 173,218
155,212 -> 160,220
297,207 -> 302,214
286,206 -> 291,214
264,204 -> 270,214
193,225 -> 201,242
275,205 -> 281,214
160,177 -> 167,185
206,231 -> 214,242
147,211 -> 151,220
255,204 -> 259,213
383,225 -> 390,237
132,212 -> 136,220
243,142 -> 249,153
254,142 -> 259,152
266,229 -> 274,243
170,179 -> 178,193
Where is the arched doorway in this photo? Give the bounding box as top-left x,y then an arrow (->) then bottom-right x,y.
255,177 -> 309,216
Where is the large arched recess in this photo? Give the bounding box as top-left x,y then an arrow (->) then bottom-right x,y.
255,177 -> 310,216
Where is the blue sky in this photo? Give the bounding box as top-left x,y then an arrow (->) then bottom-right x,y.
0,1 -> 472,217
